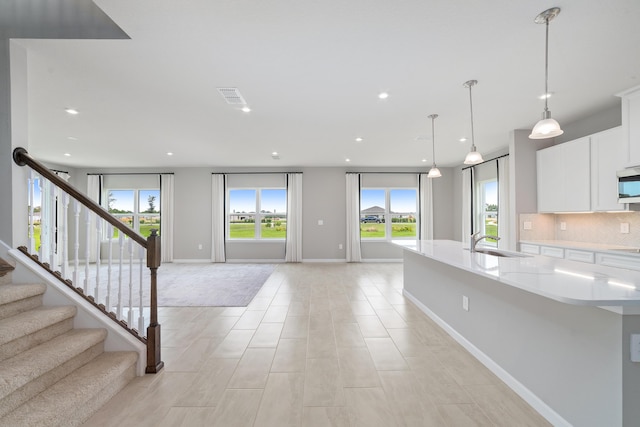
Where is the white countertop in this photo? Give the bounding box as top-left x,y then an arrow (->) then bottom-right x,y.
394,240 -> 640,308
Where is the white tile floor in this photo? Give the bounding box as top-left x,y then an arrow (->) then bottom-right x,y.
82,263 -> 550,426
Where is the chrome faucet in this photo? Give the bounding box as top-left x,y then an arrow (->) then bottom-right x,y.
470,231 -> 500,252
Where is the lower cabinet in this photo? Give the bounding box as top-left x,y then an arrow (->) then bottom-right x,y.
520,243 -> 638,267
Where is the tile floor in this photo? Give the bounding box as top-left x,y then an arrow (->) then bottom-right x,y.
82,263 -> 551,427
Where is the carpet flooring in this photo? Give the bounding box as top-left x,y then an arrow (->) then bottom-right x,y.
82,263 -> 276,307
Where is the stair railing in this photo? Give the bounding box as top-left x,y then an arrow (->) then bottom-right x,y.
13,147 -> 163,373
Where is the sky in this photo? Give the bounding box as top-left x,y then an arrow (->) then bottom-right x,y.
109,189 -> 160,212
230,189 -> 287,213
484,181 -> 497,205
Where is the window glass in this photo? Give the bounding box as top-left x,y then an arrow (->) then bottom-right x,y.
361,188 -> 418,240
228,188 -> 286,239
476,179 -> 498,246
360,189 -> 386,239
107,189 -> 160,238
390,189 -> 417,238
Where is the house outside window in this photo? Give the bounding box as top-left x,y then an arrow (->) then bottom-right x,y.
227,188 -> 287,239
475,179 -> 498,247
360,188 -> 417,240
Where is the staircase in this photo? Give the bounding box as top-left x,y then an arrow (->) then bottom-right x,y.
0,258 -> 138,427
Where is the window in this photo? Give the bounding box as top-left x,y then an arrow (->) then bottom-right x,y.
227,188 -> 287,239
474,178 -> 499,247
360,188 -> 417,240
107,189 -> 160,238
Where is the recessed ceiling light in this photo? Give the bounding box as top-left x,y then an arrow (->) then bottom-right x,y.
241,106 -> 251,113
345,158 -> 351,162
63,153 -> 71,157
272,151 -> 278,156
355,137 -> 363,142
65,108 -> 79,115
539,92 -> 553,100
378,92 -> 389,99
67,136 -> 78,140
421,158 -> 427,163
459,137 -> 467,142
166,152 -> 173,156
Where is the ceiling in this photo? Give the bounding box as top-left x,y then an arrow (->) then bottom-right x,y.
11,0 -> 640,168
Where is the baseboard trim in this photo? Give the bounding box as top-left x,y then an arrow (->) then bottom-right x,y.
171,259 -> 212,263
403,289 -> 571,427
225,259 -> 285,264
361,258 -> 403,263
302,259 -> 347,263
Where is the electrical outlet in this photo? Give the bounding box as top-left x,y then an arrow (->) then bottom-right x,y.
523,221 -> 532,230
462,295 -> 469,311
339,244 -> 343,250
631,334 -> 640,362
560,222 -> 567,231
621,223 -> 630,234
198,244 -> 203,250
318,219 -> 324,226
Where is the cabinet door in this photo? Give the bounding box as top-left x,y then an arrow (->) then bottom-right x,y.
591,127 -> 627,211
537,145 -> 565,212
537,138 -> 590,213
562,137 -> 591,212
627,90 -> 640,166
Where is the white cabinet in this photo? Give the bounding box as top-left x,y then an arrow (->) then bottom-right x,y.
590,126 -> 628,211
565,249 -> 595,264
540,246 -> 564,259
596,253 -> 640,272
520,243 -> 540,255
537,137 -> 591,213
618,85 -> 640,166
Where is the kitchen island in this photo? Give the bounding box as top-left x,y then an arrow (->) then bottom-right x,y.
396,240 -> 640,427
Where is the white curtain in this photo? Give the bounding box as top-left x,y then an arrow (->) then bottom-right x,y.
211,174 -> 226,262
285,173 -> 303,262
345,173 -> 362,262
461,168 -> 472,246
418,173 -> 433,240
160,174 -> 174,262
86,174 -> 101,263
497,157 -> 511,250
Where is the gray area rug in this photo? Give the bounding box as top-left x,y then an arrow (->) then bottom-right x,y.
85,263 -> 276,307
156,263 -> 276,307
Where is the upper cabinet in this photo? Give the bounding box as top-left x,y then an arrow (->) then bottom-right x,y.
591,127 -> 626,211
617,85 -> 640,167
537,137 -> 591,213
537,127 -> 627,213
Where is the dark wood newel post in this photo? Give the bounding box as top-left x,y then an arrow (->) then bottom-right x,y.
146,229 -> 164,373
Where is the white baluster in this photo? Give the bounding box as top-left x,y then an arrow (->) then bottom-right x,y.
28,171 -> 35,254
138,245 -> 145,335
106,223 -> 113,313
117,233 -> 124,320
48,180 -> 56,267
60,192 -> 69,280
73,201 -> 80,285
94,216 -> 102,302
39,178 -> 48,263
84,208 -> 91,294
128,238 -> 134,328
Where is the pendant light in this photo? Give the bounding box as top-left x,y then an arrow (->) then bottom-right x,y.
529,7 -> 563,139
463,80 -> 483,165
427,114 -> 441,178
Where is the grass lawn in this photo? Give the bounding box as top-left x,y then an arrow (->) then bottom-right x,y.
229,222 -> 286,239
360,223 -> 417,239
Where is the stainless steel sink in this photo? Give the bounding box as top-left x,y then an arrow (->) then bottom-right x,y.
474,249 -> 531,258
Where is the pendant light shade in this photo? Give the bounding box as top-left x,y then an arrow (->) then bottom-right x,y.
529,7 -> 563,139
463,80 -> 483,165
427,114 -> 442,178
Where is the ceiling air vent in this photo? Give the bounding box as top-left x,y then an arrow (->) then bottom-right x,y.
217,87 -> 247,105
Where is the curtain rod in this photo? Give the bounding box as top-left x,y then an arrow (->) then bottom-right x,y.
51,169 -> 69,174
461,153 -> 509,171
212,172 -> 302,175
87,172 -> 174,176
346,171 -> 424,174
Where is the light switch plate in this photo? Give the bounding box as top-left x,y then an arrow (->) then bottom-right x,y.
318,219 -> 324,226
523,221 -> 532,230
560,222 -> 567,231
462,295 -> 469,311
621,223 -> 630,234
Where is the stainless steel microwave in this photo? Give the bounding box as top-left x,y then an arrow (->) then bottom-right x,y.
617,167 -> 640,203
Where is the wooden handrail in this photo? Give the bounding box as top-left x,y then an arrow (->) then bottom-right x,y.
13,147 -> 147,247
13,147 -> 163,373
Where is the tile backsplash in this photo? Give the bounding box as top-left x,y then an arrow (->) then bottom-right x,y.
519,212 -> 640,247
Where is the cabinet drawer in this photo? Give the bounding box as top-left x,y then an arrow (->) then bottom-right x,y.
596,253 -> 640,271
565,249 -> 595,264
540,246 -> 564,258
520,244 -> 540,255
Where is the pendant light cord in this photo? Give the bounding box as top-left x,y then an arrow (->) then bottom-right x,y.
431,116 -> 436,165
544,18 -> 550,113
468,84 -> 475,149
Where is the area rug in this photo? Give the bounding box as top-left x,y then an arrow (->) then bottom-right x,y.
155,263 -> 276,307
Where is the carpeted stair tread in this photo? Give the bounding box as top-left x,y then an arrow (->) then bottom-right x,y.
0,306 -> 76,347
0,328 -> 108,401
0,351 -> 138,427
0,283 -> 45,306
